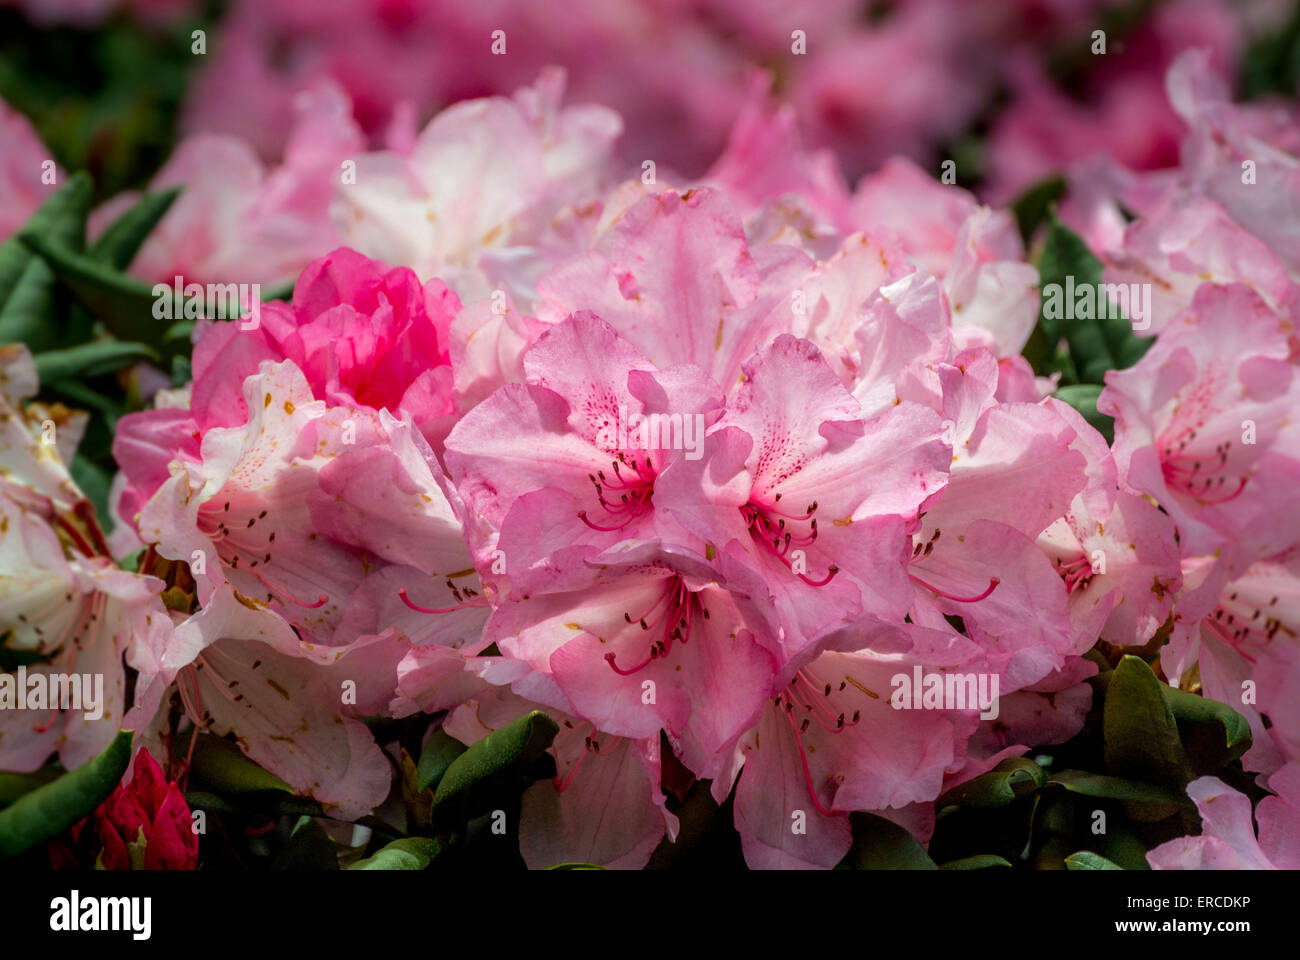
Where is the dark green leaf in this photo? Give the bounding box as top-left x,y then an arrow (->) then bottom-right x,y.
938,757 -> 1045,808
1053,383 -> 1113,443
88,187 -> 180,270
1160,685 -> 1251,770
0,173 -> 92,353
46,380 -> 124,422
69,454 -> 111,534
348,837 -> 443,870
0,729 -> 132,858
1047,770 -> 1192,808
1102,823 -> 1154,870
272,816 -> 338,870
34,340 -> 158,384
189,734 -> 293,795
839,812 -> 938,870
1104,655 -> 1191,787
939,854 -> 1014,870
260,279 -> 296,303
1012,175 -> 1065,246
417,728 -> 468,793
1036,216 -> 1151,384
1240,4 -> 1300,99
1065,851 -> 1124,870
432,710 -> 558,829
0,172 -> 90,308
185,789 -> 323,819
0,768 -> 61,807
18,234 -> 162,345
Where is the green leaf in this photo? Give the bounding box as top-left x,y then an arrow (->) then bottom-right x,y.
185,790 -> 323,819
70,454 -> 112,533
938,757 -> 1045,808
34,340 -> 158,385
1160,685 -> 1251,770
0,646 -> 54,672
0,174 -> 93,352
18,234 -> 162,345
1065,851 -> 1124,870
839,812 -> 938,870
0,768 -> 61,807
1102,823 -> 1154,871
348,837 -> 443,870
417,728 -> 468,793
1011,175 -> 1065,246
432,710 -> 558,829
88,187 -> 180,270
272,816 -> 338,870
546,862 -> 608,870
1036,216 -> 1151,384
939,854 -> 1014,870
260,279 -> 296,303
47,380 -> 124,422
1052,383 -> 1113,444
0,729 -> 133,858
0,172 -> 91,308
1104,655 -> 1191,787
188,734 -> 293,795
1240,3 -> 1300,99
1047,770 -> 1193,808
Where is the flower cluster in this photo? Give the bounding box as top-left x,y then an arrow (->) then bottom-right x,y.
2,18 -> 1298,871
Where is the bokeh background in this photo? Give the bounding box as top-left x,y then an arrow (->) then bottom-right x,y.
3,0 -> 1298,206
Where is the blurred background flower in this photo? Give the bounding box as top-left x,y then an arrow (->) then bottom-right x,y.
3,0 -> 1298,201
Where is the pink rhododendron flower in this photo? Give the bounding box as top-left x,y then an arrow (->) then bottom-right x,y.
1100,194 -> 1292,337
485,542 -> 779,780
1036,399 -> 1182,649
1148,763 -> 1300,869
535,187 -> 813,391
851,158 -> 1040,359
1100,283 -> 1300,584
704,71 -> 852,239
724,628 -> 984,869
657,334 -> 949,668
894,349 -> 1087,692
1166,48 -> 1300,273
128,582 -> 398,820
120,352 -> 486,816
1162,549 -> 1300,775
112,247 -> 462,540
0,346 -> 171,772
331,68 -> 621,304
202,247 -> 459,444
0,100 -> 58,242
444,312 -> 724,579
440,678 -> 677,870
114,80 -> 363,287
985,0 -> 1243,205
